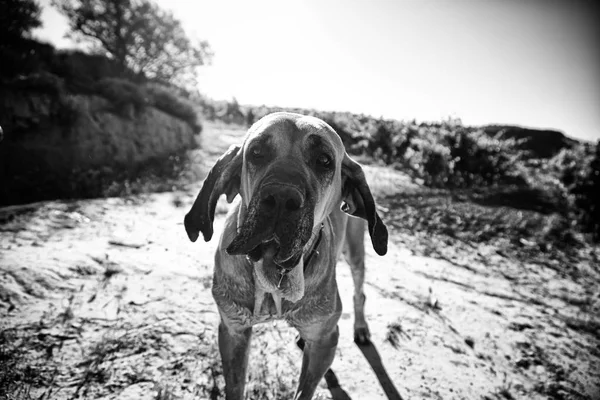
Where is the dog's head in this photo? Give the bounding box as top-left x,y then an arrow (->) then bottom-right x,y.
184,112 -> 387,272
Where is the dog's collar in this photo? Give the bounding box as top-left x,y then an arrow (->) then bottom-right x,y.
303,223 -> 324,271
276,223 -> 324,289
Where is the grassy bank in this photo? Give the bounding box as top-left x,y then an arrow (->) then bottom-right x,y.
0,39 -> 203,206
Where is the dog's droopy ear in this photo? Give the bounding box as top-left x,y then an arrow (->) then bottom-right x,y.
341,154 -> 388,255
184,145 -> 242,242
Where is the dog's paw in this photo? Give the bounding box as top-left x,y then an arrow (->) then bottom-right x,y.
353,325 -> 371,345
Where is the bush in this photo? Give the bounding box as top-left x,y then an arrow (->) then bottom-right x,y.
0,147 -> 192,206
54,94 -> 82,128
524,176 -> 571,215
548,144 -> 595,188
68,151 -> 190,199
321,113 -> 368,150
369,122 -> 396,163
145,84 -> 202,133
94,78 -> 148,117
0,72 -> 82,133
571,141 -> 600,239
447,129 -> 519,187
50,50 -> 140,93
394,125 -> 418,159
0,38 -> 141,93
422,143 -> 452,187
3,71 -> 65,96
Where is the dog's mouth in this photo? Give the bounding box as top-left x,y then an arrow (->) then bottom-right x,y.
228,231 -> 303,271
225,197 -> 313,272
245,239 -> 302,271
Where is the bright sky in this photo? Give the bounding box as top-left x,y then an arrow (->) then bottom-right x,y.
35,0 -> 600,141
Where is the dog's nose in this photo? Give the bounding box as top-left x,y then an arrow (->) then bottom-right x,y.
260,185 -> 304,213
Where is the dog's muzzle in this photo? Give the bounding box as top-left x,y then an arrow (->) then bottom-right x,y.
226,179 -> 314,271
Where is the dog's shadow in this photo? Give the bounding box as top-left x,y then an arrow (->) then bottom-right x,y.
354,340 -> 404,400
296,338 -> 404,400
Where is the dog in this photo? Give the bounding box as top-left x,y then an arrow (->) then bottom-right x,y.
184,112 -> 388,399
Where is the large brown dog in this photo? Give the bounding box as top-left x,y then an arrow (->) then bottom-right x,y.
184,112 -> 388,399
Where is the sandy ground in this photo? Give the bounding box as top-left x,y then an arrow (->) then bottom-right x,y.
1,123 -> 599,400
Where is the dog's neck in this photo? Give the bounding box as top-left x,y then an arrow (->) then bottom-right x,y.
301,223 -> 324,270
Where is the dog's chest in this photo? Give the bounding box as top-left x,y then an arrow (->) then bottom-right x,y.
252,292 -> 288,323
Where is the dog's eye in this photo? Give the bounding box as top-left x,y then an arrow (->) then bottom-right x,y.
248,144 -> 272,165
250,146 -> 265,159
316,153 -> 332,168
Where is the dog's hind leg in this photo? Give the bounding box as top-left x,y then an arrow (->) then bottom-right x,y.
218,320 -> 252,400
343,216 -> 371,344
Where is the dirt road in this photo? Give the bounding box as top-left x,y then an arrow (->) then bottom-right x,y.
1,123 -> 599,399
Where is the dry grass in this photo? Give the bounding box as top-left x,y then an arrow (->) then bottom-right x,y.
0,282 -> 302,400
379,187 -> 595,277
384,321 -> 410,349
243,324 -> 299,399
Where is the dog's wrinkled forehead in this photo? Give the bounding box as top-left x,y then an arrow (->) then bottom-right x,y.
245,112 -> 344,157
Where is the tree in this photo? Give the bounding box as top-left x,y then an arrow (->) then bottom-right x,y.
53,0 -> 213,88
0,0 -> 45,78
0,0 -> 42,41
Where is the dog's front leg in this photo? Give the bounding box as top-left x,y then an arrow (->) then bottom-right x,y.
294,321 -> 340,400
218,319 -> 253,400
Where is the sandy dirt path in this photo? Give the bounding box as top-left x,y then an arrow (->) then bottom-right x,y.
1,122 -> 599,400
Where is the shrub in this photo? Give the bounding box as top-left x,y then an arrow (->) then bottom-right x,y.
95,78 -> 148,117
549,144 -> 595,188
571,141 -> 600,239
145,84 -> 202,133
50,50 -> 140,94
423,143 -> 452,187
369,122 -> 396,163
0,149 -> 192,206
0,72 -> 82,133
321,116 -> 357,149
524,176 -> 571,215
394,125 -> 418,159
447,129 -> 519,187
3,71 -> 65,96
55,94 -> 82,128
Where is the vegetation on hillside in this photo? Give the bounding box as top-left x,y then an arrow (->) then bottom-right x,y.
1,45 -> 202,133
570,143 -> 600,239
1,0 -> 204,129
197,99 -> 599,241
0,0 -> 207,205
